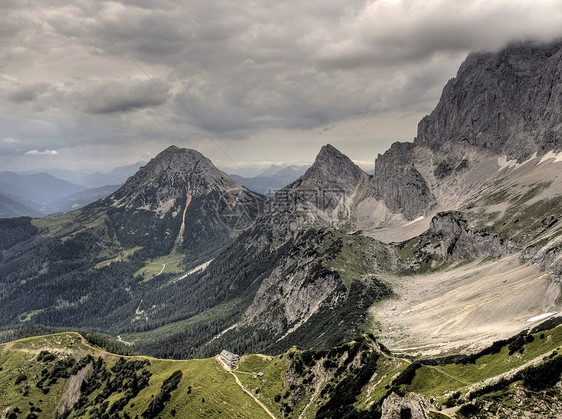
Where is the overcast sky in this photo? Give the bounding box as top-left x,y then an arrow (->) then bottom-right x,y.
2,0 -> 562,176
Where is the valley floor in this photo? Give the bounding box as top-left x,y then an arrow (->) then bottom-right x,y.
373,255 -> 561,357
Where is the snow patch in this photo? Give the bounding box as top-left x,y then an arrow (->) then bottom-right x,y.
498,156 -> 517,170
538,150 -> 562,165
498,153 -> 537,171
526,312 -> 557,323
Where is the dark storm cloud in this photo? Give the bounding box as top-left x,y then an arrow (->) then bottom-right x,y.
83,79 -> 168,114
315,0 -> 562,70
8,83 -> 49,104
1,0 -> 562,171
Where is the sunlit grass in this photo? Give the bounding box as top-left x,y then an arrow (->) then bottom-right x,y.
408,326 -> 562,399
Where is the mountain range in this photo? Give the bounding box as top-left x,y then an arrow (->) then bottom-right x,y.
230,164 -> 310,195
0,39 -> 562,417
0,163 -> 144,218
0,161 -> 306,218
0,171 -> 122,218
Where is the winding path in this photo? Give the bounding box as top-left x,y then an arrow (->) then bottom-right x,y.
215,356 -> 278,419
231,371 -> 278,419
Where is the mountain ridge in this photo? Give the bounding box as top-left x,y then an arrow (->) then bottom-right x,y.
2,324 -> 562,418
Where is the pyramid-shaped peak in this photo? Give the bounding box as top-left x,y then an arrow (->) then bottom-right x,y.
153,145 -> 209,163
111,145 -> 241,206
283,144 -> 367,193
315,144 -> 345,160
140,145 -> 224,180
310,144 -> 362,174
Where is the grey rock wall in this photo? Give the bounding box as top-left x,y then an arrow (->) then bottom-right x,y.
416,40 -> 562,161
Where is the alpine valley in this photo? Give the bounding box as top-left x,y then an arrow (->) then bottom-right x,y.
1,40 -> 562,418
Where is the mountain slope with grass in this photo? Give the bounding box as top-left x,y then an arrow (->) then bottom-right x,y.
0,144 -> 396,361
0,146 -> 264,338
2,321 -> 562,419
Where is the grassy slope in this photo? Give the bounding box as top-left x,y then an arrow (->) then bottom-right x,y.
409,326 -> 562,402
0,332 -> 270,419
236,354 -> 289,417
1,326 -> 562,418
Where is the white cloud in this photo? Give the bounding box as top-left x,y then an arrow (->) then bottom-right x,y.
24,149 -> 58,156
315,0 -> 562,68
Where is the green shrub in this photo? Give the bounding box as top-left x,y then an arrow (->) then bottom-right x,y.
392,362 -> 421,387
15,373 -> 27,385
458,403 -> 480,417
521,355 -> 562,391
508,335 -> 526,355
141,370 -> 183,419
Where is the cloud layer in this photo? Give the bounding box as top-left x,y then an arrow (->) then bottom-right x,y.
1,0 -> 562,172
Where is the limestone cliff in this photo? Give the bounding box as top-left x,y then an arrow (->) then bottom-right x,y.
416,40 -> 562,161
367,40 -> 562,222
371,142 -> 436,220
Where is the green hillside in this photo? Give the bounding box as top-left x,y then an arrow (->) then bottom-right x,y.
1,324 -> 562,418
0,332 -> 271,419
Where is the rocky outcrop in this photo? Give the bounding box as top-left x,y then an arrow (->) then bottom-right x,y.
520,244 -> 562,281
427,211 -> 516,260
371,142 -> 436,220
240,233 -> 341,336
416,40 -> 562,161
381,393 -> 432,419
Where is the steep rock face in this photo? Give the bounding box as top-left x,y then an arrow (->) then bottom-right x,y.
426,211 -> 516,261
240,231 -> 341,336
370,142 -> 436,220
416,40 -> 562,161
281,144 -> 369,210
367,41 -> 562,223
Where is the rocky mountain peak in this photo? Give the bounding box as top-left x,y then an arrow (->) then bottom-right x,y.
415,39 -> 562,161
315,143 -> 344,161
293,144 -> 367,192
366,40 -> 562,223
102,145 -> 263,260
270,144 -> 369,223
110,145 -> 240,209
135,145 -> 237,191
